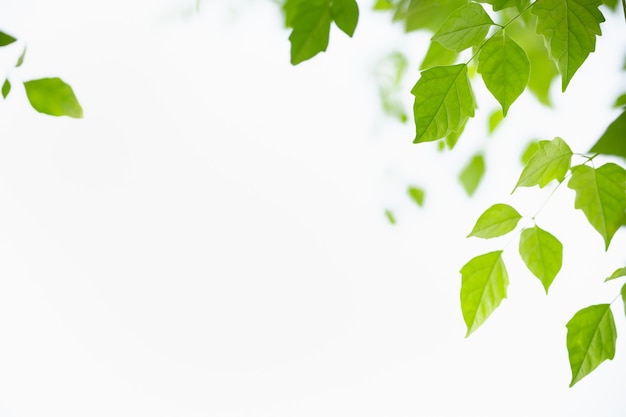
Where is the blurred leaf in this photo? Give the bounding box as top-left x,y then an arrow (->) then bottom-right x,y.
477,0 -> 529,11
614,93 -> 626,108
375,51 -> 409,123
23,77 -> 83,118
605,267 -> 626,281
0,31 -> 16,46
521,140 -> 540,165
331,0 -> 359,36
519,225 -> 563,293
411,64 -> 475,143
588,109 -> 626,159
407,186 -> 425,207
532,0 -> 605,91
468,203 -> 522,238
420,40 -> 459,70
16,47 -> 26,67
373,0 -> 394,10
385,209 -> 397,224
622,283 -> 626,317
566,304 -> 616,386
2,79 -> 10,99
568,163 -> 626,250
460,251 -> 509,336
432,3 -> 494,52
514,137 -> 572,191
488,109 -> 504,133
288,0 -> 332,64
478,32 -> 530,116
460,154 -> 486,196
402,0 -> 469,32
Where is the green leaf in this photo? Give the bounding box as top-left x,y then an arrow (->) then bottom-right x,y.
613,93 -> 626,108
432,3 -> 494,52
478,32 -> 530,116
15,47 -> 26,67
622,284 -> 626,317
407,186 -> 425,206
513,137 -> 572,191
445,118 -> 467,149
0,31 -> 16,47
468,203 -> 522,238
459,154 -> 485,196
2,79 -> 10,99
605,267 -> 626,281
411,64 -> 475,143
420,40 -> 459,70
488,109 -> 504,133
23,78 -> 83,118
460,251 -> 509,336
288,0 -> 332,65
401,0 -> 469,33
588,109 -> 626,159
331,0 -> 359,36
567,163 -> 626,250
375,51 -> 409,123
532,0 -> 605,91
477,0 -> 529,11
521,140 -> 540,165
385,209 -> 396,225
566,304 -> 616,386
519,225 -> 563,293
373,0 -> 394,10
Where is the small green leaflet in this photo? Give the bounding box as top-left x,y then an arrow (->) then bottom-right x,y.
460,251 -> 509,336
622,284 -> 626,317
566,304 -> 616,386
2,79 -> 10,99
567,163 -> 626,250
432,3 -> 494,52
385,209 -> 397,225
519,225 -> 563,293
477,0 -> 529,11
513,137 -> 572,191
588,109 -> 626,159
23,78 -> 83,118
0,31 -> 16,46
605,267 -> 626,281
532,0 -> 605,91
459,154 -> 485,196
16,47 -> 26,67
478,32 -> 530,116
468,203 -> 522,238
488,109 -> 504,133
411,64 -> 475,143
331,0 -> 359,36
407,186 -> 425,207
288,0 -> 333,64
613,93 -> 626,108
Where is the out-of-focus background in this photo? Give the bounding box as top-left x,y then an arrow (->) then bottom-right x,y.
0,1 -> 625,416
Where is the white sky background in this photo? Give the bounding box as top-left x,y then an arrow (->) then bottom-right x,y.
0,0 -> 625,416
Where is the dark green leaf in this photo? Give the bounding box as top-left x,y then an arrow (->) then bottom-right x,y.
605,267 -> 626,281
460,251 -> 509,336
532,0 -> 605,91
513,137 -> 572,190
432,3 -> 494,52
614,93 -> 626,108
468,203 -> 522,238
407,186 -> 425,206
411,64 -> 475,143
588,109 -> 626,159
459,154 -> 485,196
519,225 -> 563,293
23,78 -> 83,118
568,163 -> 626,250
0,31 -> 16,46
566,304 -> 616,386
478,32 -> 530,116
2,79 -> 10,99
288,0 -> 332,64
331,0 -> 359,36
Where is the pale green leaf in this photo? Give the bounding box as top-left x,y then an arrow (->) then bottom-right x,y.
23,78 -> 83,118
567,163 -> 626,250
407,186 -> 425,207
468,203 -> 522,238
566,304 -> 616,386
488,109 -> 504,133
2,79 -> 10,99
373,0 -> 394,10
460,251 -> 509,336
445,118 -> 467,150
0,31 -> 16,47
521,140 -> 540,165
385,209 -> 396,225
288,0 -> 332,64
477,0 -> 529,11
411,64 -> 475,143
605,267 -> 626,281
459,154 -> 485,196
588,109 -> 626,159
478,32 -> 530,116
432,3 -> 494,52
514,137 -> 572,190
532,0 -> 605,91
331,0 -> 359,36
420,40 -> 459,70
622,283 -> 626,317
16,47 -> 26,67
519,225 -> 563,293
402,0 -> 469,33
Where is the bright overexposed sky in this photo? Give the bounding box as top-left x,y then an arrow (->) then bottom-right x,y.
0,1 -> 625,416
